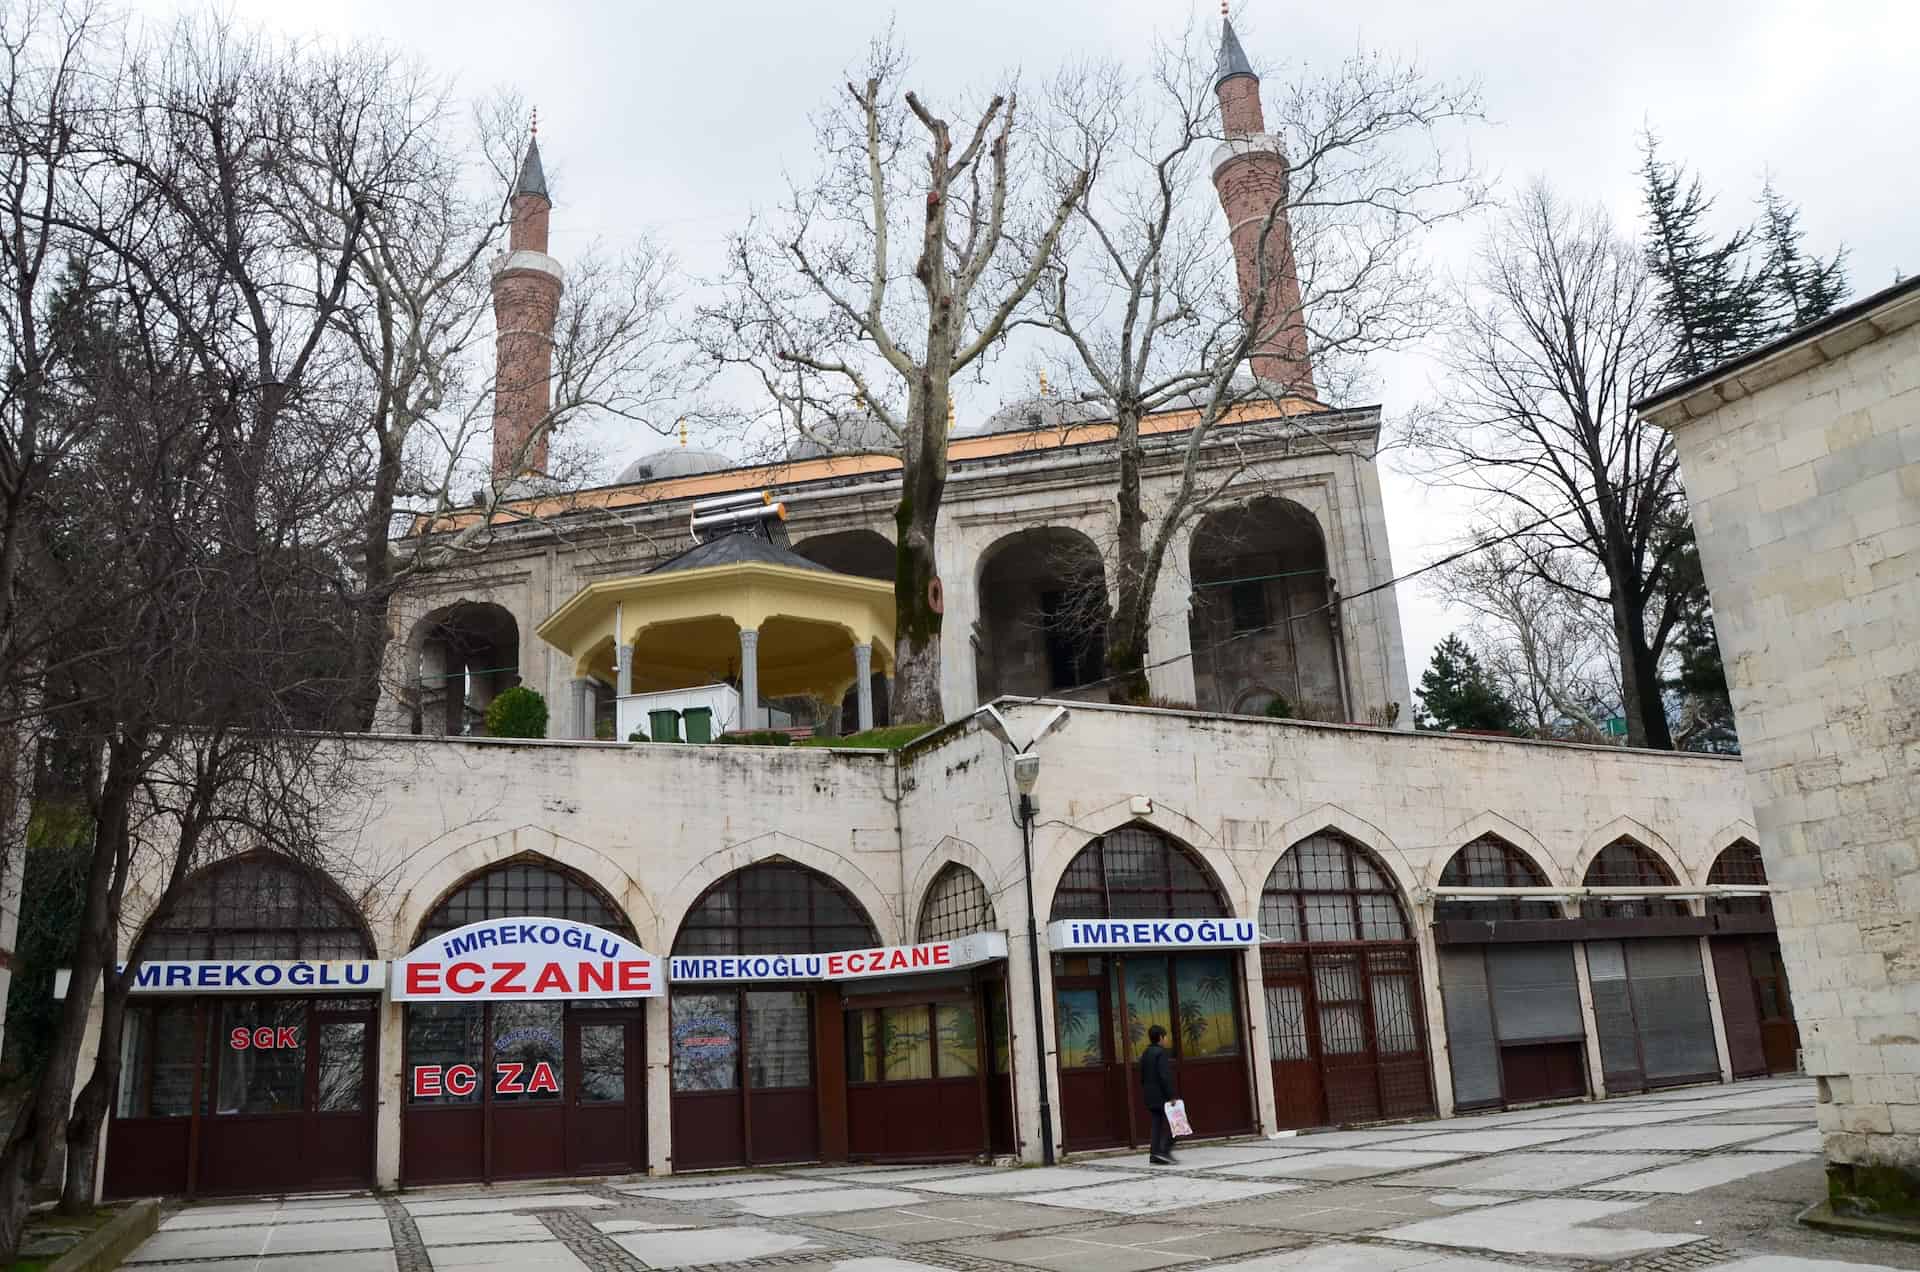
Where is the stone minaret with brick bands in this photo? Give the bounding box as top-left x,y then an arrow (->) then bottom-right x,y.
1212,18 -> 1315,397
491,136 -> 564,482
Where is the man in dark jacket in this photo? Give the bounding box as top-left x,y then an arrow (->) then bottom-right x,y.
1139,1025 -> 1178,1164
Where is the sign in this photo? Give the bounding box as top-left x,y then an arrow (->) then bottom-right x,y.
230,1026 -> 301,1050
53,960 -> 384,1000
1047,917 -> 1258,951
391,917 -> 663,1001
411,1062 -> 560,1098
668,931 -> 1007,984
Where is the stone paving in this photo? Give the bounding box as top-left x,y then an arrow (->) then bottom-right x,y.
124,1077 -> 1920,1271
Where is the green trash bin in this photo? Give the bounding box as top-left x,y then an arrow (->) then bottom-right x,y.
648,709 -> 682,743
683,706 -> 714,744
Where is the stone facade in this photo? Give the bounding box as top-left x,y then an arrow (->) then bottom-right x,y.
1641,276 -> 1920,1204
87,702 -> 1758,1188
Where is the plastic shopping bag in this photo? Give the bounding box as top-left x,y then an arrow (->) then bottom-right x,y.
1164,1099 -> 1193,1138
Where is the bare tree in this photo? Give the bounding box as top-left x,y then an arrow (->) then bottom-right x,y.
1027,24 -> 1480,700
1407,181 -> 1685,748
704,33 -> 1097,723
1435,536 -> 1621,739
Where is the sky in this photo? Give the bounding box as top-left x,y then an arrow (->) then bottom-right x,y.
131,0 -> 1917,691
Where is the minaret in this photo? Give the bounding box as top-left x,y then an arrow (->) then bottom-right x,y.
1212,14 -> 1315,397
490,124 -> 565,482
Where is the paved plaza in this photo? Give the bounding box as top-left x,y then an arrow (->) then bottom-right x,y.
124,1078 -> 1920,1271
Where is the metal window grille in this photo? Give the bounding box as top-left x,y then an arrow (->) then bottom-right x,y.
1047,825 -> 1229,921
673,862 -> 879,955
1707,840 -> 1772,917
137,854 -> 371,961
1581,839 -> 1689,919
916,864 -> 996,943
1436,835 -> 1560,922
1259,831 -> 1410,943
417,857 -> 633,943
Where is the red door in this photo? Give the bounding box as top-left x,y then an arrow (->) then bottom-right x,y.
1262,949 -> 1324,1129
1258,945 -> 1434,1130
669,988 -> 819,1169
567,1013 -> 644,1174
1054,970 -> 1125,1150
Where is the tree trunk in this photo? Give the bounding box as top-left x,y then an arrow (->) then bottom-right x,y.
59,974 -> 129,1214
1105,410 -> 1151,703
345,437 -> 403,731
1609,584 -> 1673,750
889,381 -> 948,724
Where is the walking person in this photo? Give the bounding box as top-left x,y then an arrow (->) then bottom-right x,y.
1140,1024 -> 1178,1165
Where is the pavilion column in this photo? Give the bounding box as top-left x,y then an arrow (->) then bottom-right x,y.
569,677 -> 597,740
615,641 -> 634,697
853,643 -> 874,732
739,627 -> 761,730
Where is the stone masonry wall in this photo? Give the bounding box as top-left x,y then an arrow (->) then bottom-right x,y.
1649,301 -> 1920,1198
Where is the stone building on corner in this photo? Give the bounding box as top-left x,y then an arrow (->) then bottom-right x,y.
1640,274 -> 1920,1210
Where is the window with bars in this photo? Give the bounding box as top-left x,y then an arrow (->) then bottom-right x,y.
916,864 -> 997,943
1048,825 -> 1229,921
673,862 -> 878,955
1707,841 -> 1772,917
1436,835 -> 1561,922
1581,839 -> 1690,919
416,857 -> 634,943
1260,831 -> 1410,943
136,854 -> 372,962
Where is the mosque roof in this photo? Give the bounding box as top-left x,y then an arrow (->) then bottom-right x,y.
617,447 -> 733,484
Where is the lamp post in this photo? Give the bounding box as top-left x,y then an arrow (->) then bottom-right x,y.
973,703 -> 1069,1166
1011,750 -> 1055,1165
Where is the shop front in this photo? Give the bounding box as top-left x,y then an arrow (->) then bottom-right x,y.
1047,825 -> 1258,1152
96,855 -> 382,1199
667,860 -> 1011,1170
396,861 -> 662,1185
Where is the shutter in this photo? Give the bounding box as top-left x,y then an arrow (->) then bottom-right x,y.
1438,948 -> 1500,1109
1585,940 -> 1645,1092
1711,937 -> 1767,1078
1486,944 -> 1583,1042
1628,938 -> 1720,1084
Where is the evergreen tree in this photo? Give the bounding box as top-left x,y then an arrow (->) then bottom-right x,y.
1415,634 -> 1518,733
1756,178 -> 1849,331
1656,520 -> 1739,752
1639,133 -> 1769,377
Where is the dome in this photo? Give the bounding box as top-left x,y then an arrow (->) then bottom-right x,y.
957,395 -> 1105,438
616,447 -> 733,485
789,411 -> 895,459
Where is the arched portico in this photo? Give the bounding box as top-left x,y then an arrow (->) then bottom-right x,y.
974,526 -> 1109,701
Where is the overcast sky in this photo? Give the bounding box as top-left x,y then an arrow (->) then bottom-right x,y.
137,0 -> 1916,692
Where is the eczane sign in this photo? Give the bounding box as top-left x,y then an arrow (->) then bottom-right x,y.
668,931 -> 1007,983
391,916 -> 663,1001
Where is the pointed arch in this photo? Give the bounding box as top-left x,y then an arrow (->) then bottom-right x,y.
1048,823 -> 1231,922
1260,829 -> 1412,943
134,851 -> 373,961
659,829 -> 899,946
1574,816 -> 1686,886
1580,836 -> 1688,920
1435,834 -> 1561,922
916,863 -> 998,943
1434,812 -> 1561,887
672,860 -> 878,956
1707,838 -> 1773,918
397,825 -> 659,954
1033,798 -> 1235,917
410,852 -> 635,948
1264,804 -> 1415,900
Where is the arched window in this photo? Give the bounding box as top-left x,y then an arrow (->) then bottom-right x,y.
1436,835 -> 1560,922
1581,839 -> 1688,919
917,864 -> 996,943
1260,831 -> 1409,943
674,862 -> 878,955
415,857 -> 633,945
1707,841 -> 1772,917
1049,825 -> 1228,921
138,854 -> 371,960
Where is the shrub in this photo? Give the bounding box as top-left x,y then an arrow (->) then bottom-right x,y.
483,685 -> 548,739
717,729 -> 794,746
627,728 -> 649,743
1263,696 -> 1294,719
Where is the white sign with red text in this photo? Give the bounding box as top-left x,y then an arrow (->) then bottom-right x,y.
391,917 -> 664,1001
667,931 -> 1007,983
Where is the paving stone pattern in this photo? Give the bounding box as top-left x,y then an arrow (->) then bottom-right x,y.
122,1078 -> 1920,1271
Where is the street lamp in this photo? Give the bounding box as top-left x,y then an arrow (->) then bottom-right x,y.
973,704 -> 1069,1165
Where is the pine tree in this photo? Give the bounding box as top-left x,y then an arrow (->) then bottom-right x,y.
1415,634 -> 1518,733
1756,178 -> 1849,332
1639,133 -> 1769,378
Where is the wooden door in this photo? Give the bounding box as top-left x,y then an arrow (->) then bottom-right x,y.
1750,938 -> 1801,1073
1054,973 -> 1125,1150
568,1013 -> 643,1175
669,989 -> 746,1170
1711,936 -> 1768,1079
1312,951 -> 1383,1125
489,1000 -> 567,1180
1262,949 -> 1324,1129
745,990 -> 818,1163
